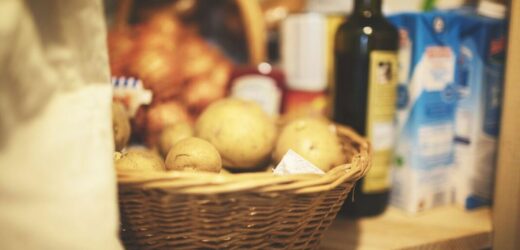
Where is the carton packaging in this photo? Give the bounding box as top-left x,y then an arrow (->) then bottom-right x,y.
453,5 -> 507,209
389,12 -> 461,213
389,6 -> 507,213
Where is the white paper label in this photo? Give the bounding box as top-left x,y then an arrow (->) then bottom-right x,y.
231,75 -> 281,116
273,150 -> 325,176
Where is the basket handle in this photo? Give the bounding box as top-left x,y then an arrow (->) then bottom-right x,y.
113,0 -> 266,64
234,0 -> 267,64
114,0 -> 133,32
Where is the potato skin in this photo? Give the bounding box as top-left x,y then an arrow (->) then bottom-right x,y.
165,137 -> 222,173
144,101 -> 191,147
158,122 -> 194,157
112,102 -> 131,151
115,149 -> 165,172
195,98 -> 276,170
273,117 -> 345,172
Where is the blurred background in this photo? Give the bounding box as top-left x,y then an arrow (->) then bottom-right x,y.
103,0 -> 510,208
103,0 -> 515,248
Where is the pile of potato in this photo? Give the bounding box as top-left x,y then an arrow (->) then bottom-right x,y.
108,13 -> 232,147
112,98 -> 346,174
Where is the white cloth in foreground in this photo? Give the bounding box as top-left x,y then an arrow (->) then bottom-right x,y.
0,0 -> 122,249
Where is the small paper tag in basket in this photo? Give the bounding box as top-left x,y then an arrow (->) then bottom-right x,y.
273,150 -> 325,176
112,76 -> 153,117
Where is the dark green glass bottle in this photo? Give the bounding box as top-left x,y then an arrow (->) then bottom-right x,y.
332,0 -> 399,217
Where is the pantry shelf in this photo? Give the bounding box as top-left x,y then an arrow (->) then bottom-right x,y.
320,206 -> 492,250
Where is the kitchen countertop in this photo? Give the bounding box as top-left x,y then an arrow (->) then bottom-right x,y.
320,206 -> 492,250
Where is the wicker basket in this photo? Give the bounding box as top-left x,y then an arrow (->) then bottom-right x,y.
117,125 -> 370,250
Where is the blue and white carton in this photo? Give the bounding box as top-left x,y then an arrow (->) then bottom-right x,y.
453,2 -> 507,210
389,1 -> 508,213
389,12 -> 461,213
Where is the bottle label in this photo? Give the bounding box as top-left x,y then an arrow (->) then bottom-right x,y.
363,51 -> 398,193
230,75 -> 282,116
284,90 -> 327,116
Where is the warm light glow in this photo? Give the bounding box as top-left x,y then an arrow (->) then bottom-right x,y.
258,62 -> 272,74
363,26 -> 373,35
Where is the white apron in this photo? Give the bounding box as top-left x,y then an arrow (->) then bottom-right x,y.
0,0 -> 122,249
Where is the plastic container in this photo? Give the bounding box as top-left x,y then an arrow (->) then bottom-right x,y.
281,13 -> 328,116
229,63 -> 286,117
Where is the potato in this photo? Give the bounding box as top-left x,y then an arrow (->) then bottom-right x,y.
127,48 -> 184,101
158,122 -> 194,157
114,152 -> 123,161
182,77 -> 226,113
195,98 -> 276,170
273,117 -> 345,172
145,101 -> 191,147
112,102 -> 131,151
165,137 -> 222,173
115,149 -> 165,172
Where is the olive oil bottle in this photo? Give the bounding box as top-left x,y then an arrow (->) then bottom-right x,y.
332,0 -> 398,217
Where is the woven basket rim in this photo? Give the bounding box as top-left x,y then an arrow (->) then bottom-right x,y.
117,125 -> 371,195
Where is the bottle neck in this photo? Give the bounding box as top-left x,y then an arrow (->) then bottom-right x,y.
353,0 -> 383,17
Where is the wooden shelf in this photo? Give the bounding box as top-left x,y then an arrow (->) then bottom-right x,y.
320,206 -> 492,250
